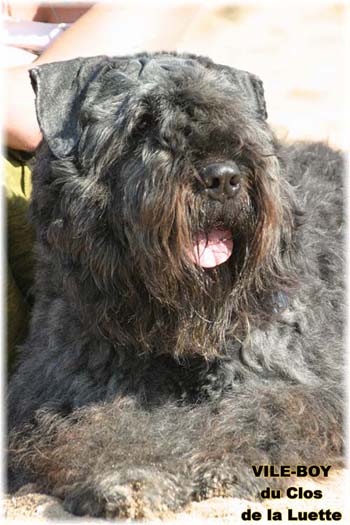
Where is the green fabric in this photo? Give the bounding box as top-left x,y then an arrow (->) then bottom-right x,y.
5,154 -> 35,369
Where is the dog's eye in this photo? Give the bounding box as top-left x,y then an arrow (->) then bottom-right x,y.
184,106 -> 195,118
136,114 -> 154,133
183,125 -> 192,137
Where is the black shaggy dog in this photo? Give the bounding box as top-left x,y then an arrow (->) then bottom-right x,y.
8,53 -> 345,519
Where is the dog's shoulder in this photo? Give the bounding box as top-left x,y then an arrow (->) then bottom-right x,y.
282,141 -> 344,192
280,141 -> 344,242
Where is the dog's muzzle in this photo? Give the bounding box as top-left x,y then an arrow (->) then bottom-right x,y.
202,162 -> 241,203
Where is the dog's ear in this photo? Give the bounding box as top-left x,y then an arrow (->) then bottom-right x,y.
237,71 -> 268,120
217,64 -> 268,120
30,57 -> 103,159
29,56 -> 143,159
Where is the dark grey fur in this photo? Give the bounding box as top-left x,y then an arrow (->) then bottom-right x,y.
8,53 -> 345,519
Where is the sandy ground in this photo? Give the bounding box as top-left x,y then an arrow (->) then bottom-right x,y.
4,471 -> 349,523
4,2 -> 348,523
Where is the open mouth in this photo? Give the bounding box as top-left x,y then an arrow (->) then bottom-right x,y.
188,229 -> 233,269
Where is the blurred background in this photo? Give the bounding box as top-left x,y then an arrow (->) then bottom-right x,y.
174,2 -> 347,150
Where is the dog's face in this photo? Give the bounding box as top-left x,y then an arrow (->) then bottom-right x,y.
30,54 -> 297,356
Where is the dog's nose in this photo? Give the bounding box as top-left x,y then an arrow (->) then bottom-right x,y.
202,162 -> 242,201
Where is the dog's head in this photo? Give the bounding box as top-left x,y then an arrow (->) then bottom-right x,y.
30,53 -> 298,356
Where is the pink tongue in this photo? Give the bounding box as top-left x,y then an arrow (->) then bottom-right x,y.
189,229 -> 233,268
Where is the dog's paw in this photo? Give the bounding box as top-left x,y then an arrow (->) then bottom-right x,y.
192,465 -> 261,501
62,467 -> 190,519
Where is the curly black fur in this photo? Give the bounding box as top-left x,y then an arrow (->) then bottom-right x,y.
8,53 -> 345,519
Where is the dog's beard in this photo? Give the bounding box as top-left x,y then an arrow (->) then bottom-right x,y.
106,260 -> 240,359
104,187 -> 257,358
56,145 -> 297,359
